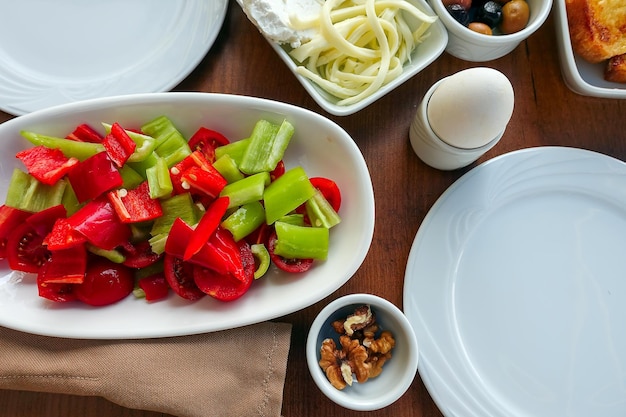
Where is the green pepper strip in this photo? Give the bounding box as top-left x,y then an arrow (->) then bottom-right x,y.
215,138 -> 250,166
5,169 -> 67,213
150,193 -> 198,236
263,166 -> 316,225
220,172 -> 270,209
221,201 -> 266,242
20,131 -> 105,161
146,157 -> 173,199
141,116 -> 191,167
273,221 -> 329,260
240,119 -> 294,175
212,154 -> 245,183
305,190 -> 342,229
251,243 -> 270,279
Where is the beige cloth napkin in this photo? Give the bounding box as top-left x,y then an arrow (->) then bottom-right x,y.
0,321 -> 292,417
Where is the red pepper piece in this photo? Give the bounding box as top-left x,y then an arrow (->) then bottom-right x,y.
170,155 -> 196,195
102,122 -> 137,167
208,227 -> 246,282
188,127 -> 230,163
66,123 -> 103,143
16,146 -> 79,185
67,198 -> 131,250
193,239 -> 254,302
44,217 -> 87,250
181,165 -> 227,199
38,244 -> 87,284
107,181 -> 163,223
68,152 -> 123,203
138,272 -> 169,302
183,196 -> 229,261
165,218 -> 238,276
0,205 -> 32,259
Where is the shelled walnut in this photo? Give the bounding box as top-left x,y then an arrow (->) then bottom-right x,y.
319,304 -> 396,390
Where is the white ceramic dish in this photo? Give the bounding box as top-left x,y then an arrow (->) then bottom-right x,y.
429,0 -> 551,62
554,0 -> 626,98
0,92 -> 375,339
0,0 -> 228,116
404,147 -> 626,416
236,0 -> 448,116
307,293 -> 419,411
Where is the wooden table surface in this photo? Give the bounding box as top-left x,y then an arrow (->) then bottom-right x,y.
1,1 -> 625,416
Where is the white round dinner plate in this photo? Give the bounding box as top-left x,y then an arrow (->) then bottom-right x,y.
404,147 -> 626,417
0,0 -> 227,115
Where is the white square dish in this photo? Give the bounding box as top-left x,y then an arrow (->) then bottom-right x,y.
237,0 -> 448,116
554,0 -> 626,99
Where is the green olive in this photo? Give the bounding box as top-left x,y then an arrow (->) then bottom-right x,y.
500,0 -> 530,34
468,22 -> 493,35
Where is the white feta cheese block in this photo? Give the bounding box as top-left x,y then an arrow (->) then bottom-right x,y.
240,0 -> 322,48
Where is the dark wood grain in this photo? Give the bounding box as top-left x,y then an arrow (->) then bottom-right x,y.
1,1 -> 625,416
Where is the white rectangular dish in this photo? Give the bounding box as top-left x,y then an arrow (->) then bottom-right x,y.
553,0 -> 626,99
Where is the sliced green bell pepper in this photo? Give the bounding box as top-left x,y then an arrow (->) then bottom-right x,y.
273,221 -> 329,260
263,166 -> 316,224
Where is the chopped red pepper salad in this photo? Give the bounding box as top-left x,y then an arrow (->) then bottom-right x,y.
0,117 -> 342,306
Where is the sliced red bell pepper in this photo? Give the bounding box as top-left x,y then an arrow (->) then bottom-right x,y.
0,205 -> 32,259
67,197 -> 131,250
183,196 -> 229,261
38,244 -> 87,284
137,272 -> 169,301
169,150 -> 212,196
107,181 -> 163,223
44,217 -> 88,250
102,122 -> 137,167
188,127 -> 230,163
68,151 -> 123,203
16,146 -> 79,186
165,218 -> 240,277
66,123 -> 103,143
181,165 -> 227,199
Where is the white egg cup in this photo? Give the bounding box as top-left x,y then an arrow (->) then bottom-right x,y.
409,78 -> 503,170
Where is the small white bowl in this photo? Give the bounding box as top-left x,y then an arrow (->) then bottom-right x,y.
237,0 -> 448,116
553,0 -> 626,99
430,0 -> 552,62
306,293 -> 419,411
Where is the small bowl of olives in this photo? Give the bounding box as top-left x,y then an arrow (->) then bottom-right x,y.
430,0 -> 552,61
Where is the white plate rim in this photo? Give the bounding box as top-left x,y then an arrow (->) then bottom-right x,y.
0,0 -> 228,115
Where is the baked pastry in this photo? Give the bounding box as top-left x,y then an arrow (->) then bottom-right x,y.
605,53 -> 626,83
566,0 -> 626,63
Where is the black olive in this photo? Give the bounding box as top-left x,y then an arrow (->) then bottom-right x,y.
475,1 -> 503,28
446,4 -> 470,26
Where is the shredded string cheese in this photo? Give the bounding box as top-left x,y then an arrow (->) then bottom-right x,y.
288,0 -> 437,106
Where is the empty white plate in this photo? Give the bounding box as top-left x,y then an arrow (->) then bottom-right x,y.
404,147 -> 626,416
